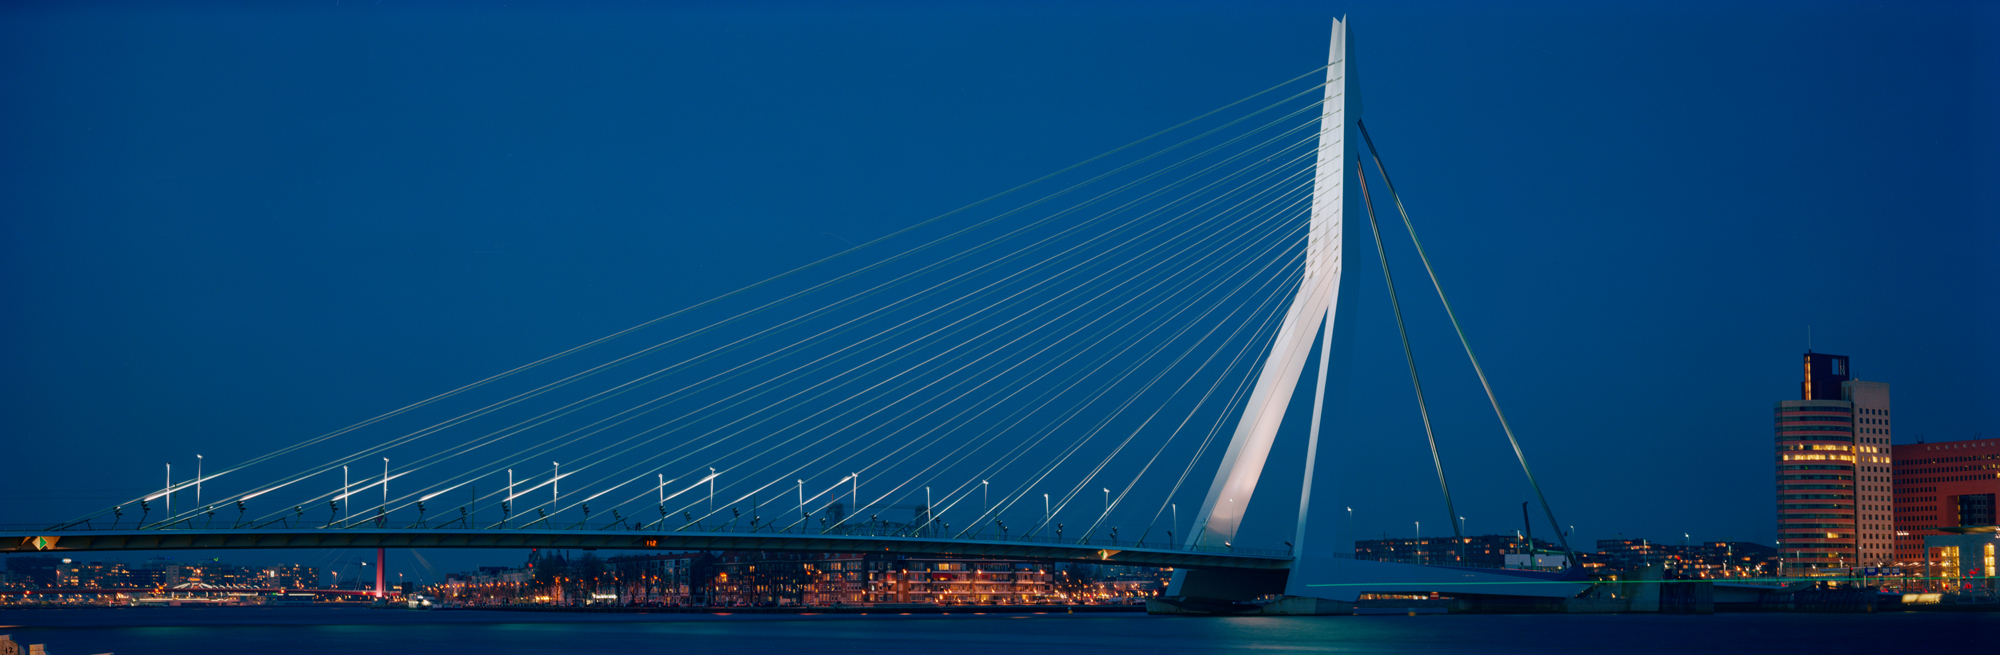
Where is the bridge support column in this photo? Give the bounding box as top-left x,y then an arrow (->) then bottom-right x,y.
375,547 -> 385,598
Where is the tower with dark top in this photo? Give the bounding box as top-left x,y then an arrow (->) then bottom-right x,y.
1802,351 -> 1850,401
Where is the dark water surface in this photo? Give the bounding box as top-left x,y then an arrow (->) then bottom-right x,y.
2,607 -> 1988,654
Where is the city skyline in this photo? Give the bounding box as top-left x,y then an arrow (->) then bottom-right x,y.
1,0 -> 1995,582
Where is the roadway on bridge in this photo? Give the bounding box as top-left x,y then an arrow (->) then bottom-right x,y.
2,528 -> 1290,572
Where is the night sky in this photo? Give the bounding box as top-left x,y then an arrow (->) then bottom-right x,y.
2,1 -> 1994,581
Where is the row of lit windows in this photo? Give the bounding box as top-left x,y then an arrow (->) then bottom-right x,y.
1781,453 -> 1856,462
1778,444 -> 1851,452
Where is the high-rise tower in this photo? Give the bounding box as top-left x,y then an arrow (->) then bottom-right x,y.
1774,352 -> 1893,575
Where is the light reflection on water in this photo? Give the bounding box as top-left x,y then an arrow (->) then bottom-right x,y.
0,607 -> 1986,654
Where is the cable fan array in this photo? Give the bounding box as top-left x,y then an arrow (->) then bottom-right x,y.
61,65 -> 1343,553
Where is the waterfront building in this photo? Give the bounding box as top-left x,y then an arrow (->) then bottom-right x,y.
1919,527 -> 1998,594
1774,352 -> 1895,572
257,564 -> 320,589
604,552 -> 713,605
1591,539 -> 1776,578
1893,438 -> 2000,569
3,556 -> 60,587
869,555 -> 1053,605
706,552 -> 1053,606
517,551 -> 1060,607
1076,564 -> 1172,599
56,560 -> 132,588
435,565 -> 534,604
1354,534 -> 1558,569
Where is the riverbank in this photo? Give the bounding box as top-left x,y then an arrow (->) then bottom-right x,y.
472,603 -> 1142,615
1,607 -> 1991,655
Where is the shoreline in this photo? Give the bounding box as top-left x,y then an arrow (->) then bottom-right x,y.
0,605 -> 1148,630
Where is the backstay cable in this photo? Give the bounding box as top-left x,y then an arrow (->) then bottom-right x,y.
1356,120 -> 1576,563
1355,156 -> 1464,551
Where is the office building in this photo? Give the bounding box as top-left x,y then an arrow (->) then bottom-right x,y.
1774,351 -> 1896,572
1893,437 -> 2000,565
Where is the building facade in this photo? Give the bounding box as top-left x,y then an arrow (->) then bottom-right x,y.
427,549 -> 1168,607
704,552 -> 1054,606
1894,438 -> 2000,565
1592,539 -> 1777,578
257,564 -> 320,589
1354,535 -> 1559,569
1773,351 -> 1896,572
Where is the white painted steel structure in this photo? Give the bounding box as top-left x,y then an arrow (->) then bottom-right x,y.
1166,18 -> 1587,605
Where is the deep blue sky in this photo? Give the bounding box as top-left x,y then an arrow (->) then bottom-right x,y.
2,1 -> 1994,579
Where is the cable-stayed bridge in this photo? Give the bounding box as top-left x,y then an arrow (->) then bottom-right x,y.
4,18 -> 1588,608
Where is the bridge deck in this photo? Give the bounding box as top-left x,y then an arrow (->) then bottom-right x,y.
2,528 -> 1290,571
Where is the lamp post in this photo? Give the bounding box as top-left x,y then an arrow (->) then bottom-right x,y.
382,457 -> 390,522
165,463 -> 173,523
552,462 -> 559,521
196,455 -> 203,511
1172,503 -> 1178,546
710,467 -> 717,514
982,481 -> 989,516
342,465 -> 350,528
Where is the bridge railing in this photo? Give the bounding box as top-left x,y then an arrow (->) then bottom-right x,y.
1,520 -> 1292,558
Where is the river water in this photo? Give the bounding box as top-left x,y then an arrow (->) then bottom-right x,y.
1,607 -> 1989,654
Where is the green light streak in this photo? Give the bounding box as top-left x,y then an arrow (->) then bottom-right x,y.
1307,575 -> 1981,588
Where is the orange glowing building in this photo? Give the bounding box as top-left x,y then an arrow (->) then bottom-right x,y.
1893,438 -> 2000,564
